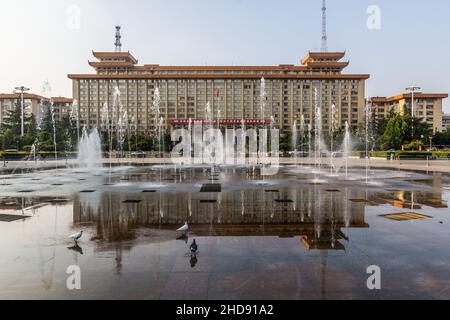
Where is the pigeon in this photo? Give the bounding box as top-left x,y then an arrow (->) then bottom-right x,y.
67,244 -> 83,255
190,255 -> 198,268
69,230 -> 83,243
190,239 -> 198,254
177,221 -> 189,232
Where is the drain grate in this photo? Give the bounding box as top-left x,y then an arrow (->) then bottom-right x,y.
200,184 -> 221,193
18,190 -> 34,193
381,212 -> 433,221
80,190 -> 96,193
275,199 -> 293,203
142,190 -> 157,193
52,184 -> 64,186
123,200 -> 142,204
349,198 -> 370,203
0,214 -> 31,222
200,200 -> 217,203
326,189 -> 341,193
265,190 -> 280,193
48,199 -> 69,203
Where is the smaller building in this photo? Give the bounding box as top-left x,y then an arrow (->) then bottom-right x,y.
51,97 -> 74,122
442,114 -> 450,131
0,93 -> 74,127
0,93 -> 48,126
369,93 -> 448,133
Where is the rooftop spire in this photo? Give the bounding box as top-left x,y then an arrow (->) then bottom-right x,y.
321,0 -> 328,52
115,25 -> 122,53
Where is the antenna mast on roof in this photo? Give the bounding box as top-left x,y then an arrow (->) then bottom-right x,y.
321,0 -> 328,52
115,25 -> 122,52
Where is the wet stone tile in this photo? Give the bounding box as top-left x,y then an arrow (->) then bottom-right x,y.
161,272 -> 209,300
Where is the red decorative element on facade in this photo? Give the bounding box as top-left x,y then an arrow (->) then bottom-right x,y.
170,119 -> 271,125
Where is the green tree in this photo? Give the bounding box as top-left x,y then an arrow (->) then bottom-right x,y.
38,109 -> 56,151
279,132 -> 292,153
408,116 -> 433,143
433,128 -> 450,146
59,114 -> 78,152
383,114 -> 409,149
1,99 -> 34,149
22,114 -> 37,149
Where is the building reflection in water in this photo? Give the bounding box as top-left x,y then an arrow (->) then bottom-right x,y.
73,186 -> 373,252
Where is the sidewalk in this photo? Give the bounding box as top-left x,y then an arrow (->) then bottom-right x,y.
2,157 -> 450,174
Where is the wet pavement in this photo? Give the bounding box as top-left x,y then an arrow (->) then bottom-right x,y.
0,164 -> 450,299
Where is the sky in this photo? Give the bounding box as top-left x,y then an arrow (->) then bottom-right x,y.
1,0 -> 450,112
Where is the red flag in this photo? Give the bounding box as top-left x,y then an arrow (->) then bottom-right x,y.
216,89 -> 220,97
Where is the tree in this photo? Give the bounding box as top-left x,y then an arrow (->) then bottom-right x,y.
372,116 -> 389,150
22,114 -> 37,149
59,115 -> 77,152
383,114 -> 409,149
279,132 -> 292,153
1,99 -> 34,149
403,140 -> 424,151
433,128 -> 450,146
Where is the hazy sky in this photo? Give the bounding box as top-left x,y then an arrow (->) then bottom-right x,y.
1,0 -> 449,112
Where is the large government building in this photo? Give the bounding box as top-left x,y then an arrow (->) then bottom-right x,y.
68,46 -> 370,135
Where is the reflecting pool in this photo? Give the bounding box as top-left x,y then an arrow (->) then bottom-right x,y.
1,165 -> 449,299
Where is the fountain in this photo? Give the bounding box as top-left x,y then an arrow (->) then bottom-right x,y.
41,81 -> 58,170
78,127 -> 102,171
343,121 -> 351,179
114,86 -> 127,160
260,78 -> 267,122
300,115 -> 305,157
292,120 -> 298,165
330,103 -> 337,174
313,88 -> 323,175
365,102 -> 373,184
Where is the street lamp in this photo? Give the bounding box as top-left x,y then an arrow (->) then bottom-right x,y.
405,86 -> 421,140
13,86 -> 30,137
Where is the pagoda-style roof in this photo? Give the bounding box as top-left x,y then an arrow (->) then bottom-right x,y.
301,51 -> 346,65
305,61 -> 350,69
92,51 -> 138,64
69,50 -> 370,80
89,61 -> 137,68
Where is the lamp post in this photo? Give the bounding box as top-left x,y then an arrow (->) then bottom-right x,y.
13,86 -> 30,137
405,86 -> 421,140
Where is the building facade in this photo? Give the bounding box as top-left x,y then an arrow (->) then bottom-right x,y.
442,114 -> 450,131
68,51 -> 370,134
0,93 -> 47,126
51,97 -> 74,122
369,93 -> 448,133
0,93 -> 74,126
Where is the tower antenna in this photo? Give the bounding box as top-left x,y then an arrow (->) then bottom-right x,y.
115,25 -> 122,52
321,0 -> 328,52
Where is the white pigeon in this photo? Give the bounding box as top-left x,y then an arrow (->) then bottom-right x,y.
176,222 -> 189,232
69,230 -> 83,242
